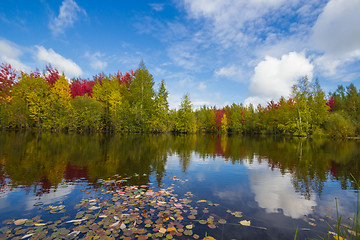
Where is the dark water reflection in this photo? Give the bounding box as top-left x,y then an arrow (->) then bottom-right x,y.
0,132 -> 359,239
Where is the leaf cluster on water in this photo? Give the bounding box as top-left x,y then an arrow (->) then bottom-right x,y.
0,174 -> 257,239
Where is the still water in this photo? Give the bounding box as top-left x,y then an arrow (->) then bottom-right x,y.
0,132 -> 359,239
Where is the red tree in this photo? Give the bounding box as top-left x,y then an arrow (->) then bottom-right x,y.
0,63 -> 18,98
45,65 -> 60,85
326,96 -> 336,112
70,78 -> 96,98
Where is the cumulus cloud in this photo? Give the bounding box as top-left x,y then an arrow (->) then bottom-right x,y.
312,0 -> 360,75
36,46 -> 82,77
0,39 -> 29,71
49,0 -> 86,35
215,65 -> 243,82
245,52 -> 313,106
85,51 -> 107,70
245,160 -> 316,219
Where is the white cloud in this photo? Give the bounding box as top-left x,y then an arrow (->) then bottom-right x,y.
312,0 -> 360,75
49,0 -> 86,35
85,51 -> 107,70
167,42 -> 198,69
215,65 -> 243,81
183,0 -> 288,46
149,3 -> 164,11
36,46 -> 82,77
245,160 -> 317,219
198,82 -> 207,90
245,52 -> 313,106
0,39 -> 30,71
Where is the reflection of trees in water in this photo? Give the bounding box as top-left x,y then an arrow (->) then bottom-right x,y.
193,135 -> 360,198
0,132 -> 359,197
0,133 -> 170,196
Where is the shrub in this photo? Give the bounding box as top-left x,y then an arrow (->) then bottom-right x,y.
326,112 -> 355,138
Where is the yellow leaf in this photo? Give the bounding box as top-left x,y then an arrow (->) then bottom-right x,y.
197,200 -> 207,203
14,219 -> 28,225
186,224 -> 193,229
333,235 -> 346,240
167,227 -> 177,232
240,220 -> 251,226
202,237 -> 216,240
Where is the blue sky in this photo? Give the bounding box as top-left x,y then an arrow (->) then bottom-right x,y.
1,0 -> 360,109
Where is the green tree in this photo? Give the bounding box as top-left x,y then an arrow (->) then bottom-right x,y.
69,95 -> 102,131
291,77 -> 312,136
309,79 -> 329,133
173,94 -> 196,133
150,80 -> 169,132
128,61 -> 155,132
326,112 -> 355,138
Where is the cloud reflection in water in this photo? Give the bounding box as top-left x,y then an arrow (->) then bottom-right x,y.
245,159 -> 316,219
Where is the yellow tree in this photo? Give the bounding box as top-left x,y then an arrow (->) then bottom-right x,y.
92,76 -> 122,130
44,75 -> 71,130
11,73 -> 49,128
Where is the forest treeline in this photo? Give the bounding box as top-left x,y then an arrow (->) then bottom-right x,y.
0,61 -> 359,138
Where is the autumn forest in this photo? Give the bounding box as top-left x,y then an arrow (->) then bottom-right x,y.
0,61 -> 359,138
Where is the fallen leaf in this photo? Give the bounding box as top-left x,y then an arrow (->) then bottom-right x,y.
240,220 -> 251,226
174,203 -> 183,208
14,219 -> 28,225
197,200 -> 207,203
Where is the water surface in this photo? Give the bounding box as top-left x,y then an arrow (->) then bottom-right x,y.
0,132 -> 359,239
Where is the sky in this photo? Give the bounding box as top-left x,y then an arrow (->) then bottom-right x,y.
0,0 -> 360,109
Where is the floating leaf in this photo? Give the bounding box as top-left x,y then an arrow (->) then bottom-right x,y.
308,222 -> 316,227
14,219 -> 28,225
197,200 -> 207,203
199,220 -> 207,225
34,223 -> 46,226
240,220 -> 251,226
186,224 -> 193,229
167,227 -> 177,232
218,219 -> 227,224
120,223 -> 126,230
202,237 -> 216,240
88,206 -> 100,210
174,203 -> 183,208
208,224 -> 216,229
21,233 -> 33,239
159,228 -> 166,234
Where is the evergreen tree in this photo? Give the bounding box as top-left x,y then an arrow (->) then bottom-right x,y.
173,94 -> 196,133
150,80 -> 169,132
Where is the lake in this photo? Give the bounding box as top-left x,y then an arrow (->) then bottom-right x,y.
0,132 -> 359,239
